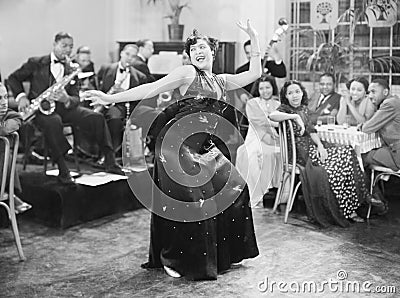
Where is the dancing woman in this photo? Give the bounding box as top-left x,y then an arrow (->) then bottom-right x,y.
84,20 -> 261,280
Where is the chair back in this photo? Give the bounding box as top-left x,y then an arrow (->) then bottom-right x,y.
278,119 -> 297,173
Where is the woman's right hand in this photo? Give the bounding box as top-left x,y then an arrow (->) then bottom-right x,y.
82,90 -> 112,106
236,19 -> 258,38
294,115 -> 305,136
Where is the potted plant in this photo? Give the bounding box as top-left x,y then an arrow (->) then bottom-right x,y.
149,0 -> 190,41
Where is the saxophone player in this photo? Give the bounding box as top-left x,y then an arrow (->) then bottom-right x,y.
97,44 -> 147,152
7,32 -> 123,185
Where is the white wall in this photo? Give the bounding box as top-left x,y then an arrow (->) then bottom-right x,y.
0,0 -> 290,80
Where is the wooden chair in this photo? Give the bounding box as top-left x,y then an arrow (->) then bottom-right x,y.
0,132 -> 26,261
367,165 -> 400,219
272,120 -> 303,223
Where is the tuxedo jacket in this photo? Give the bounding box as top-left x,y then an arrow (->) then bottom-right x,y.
97,62 -> 147,93
308,91 -> 341,124
131,56 -> 155,83
7,54 -> 80,113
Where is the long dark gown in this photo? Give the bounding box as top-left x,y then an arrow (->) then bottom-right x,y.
277,104 -> 372,228
142,66 -> 259,280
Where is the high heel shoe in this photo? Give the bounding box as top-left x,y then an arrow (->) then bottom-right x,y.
349,212 -> 364,223
163,266 -> 182,278
15,202 -> 32,214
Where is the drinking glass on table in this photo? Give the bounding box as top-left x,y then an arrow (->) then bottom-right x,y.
327,116 -> 335,125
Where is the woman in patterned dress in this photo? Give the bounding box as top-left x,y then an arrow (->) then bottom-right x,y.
83,20 -> 261,280
236,75 -> 282,207
269,80 -> 382,227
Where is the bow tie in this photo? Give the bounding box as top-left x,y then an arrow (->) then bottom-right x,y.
119,67 -> 129,73
53,59 -> 65,65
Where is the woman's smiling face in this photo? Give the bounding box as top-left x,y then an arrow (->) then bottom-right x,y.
259,81 -> 273,100
350,81 -> 367,102
189,39 -> 213,70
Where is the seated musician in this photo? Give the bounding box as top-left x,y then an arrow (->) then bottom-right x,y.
72,45 -> 98,94
7,32 -> 123,185
308,73 -> 341,124
97,44 -> 147,152
0,83 -> 31,213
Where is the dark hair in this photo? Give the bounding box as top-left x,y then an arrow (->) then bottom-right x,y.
54,32 -> 73,42
123,43 -> 139,52
77,45 -> 91,54
280,80 -> 308,106
136,39 -> 152,48
252,75 -> 278,97
346,76 -> 369,91
243,39 -> 251,49
320,72 -> 335,84
371,78 -> 390,91
184,29 -> 219,58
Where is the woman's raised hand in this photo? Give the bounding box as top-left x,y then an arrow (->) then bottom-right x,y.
81,90 -> 112,106
236,19 -> 258,38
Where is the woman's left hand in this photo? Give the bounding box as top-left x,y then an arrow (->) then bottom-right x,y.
237,19 -> 258,38
317,144 -> 328,163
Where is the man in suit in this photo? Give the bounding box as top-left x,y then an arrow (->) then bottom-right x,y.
308,73 -> 341,124
131,39 -> 155,83
73,45 -> 97,92
236,39 -> 286,100
8,32 -> 123,184
97,44 -> 147,151
361,79 -> 400,171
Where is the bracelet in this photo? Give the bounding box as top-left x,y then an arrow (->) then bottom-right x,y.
250,51 -> 261,57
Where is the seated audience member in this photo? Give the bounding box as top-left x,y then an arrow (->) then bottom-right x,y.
269,80 -> 383,227
308,73 -> 341,124
7,32 -> 123,184
97,44 -> 147,152
359,79 -> 400,214
361,79 -> 400,171
0,83 -> 31,213
336,77 -> 375,126
73,45 -> 98,92
236,75 -> 282,207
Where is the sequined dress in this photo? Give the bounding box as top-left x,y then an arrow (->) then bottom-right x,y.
142,66 -> 259,280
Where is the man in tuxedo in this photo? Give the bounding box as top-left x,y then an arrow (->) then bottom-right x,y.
308,73 -> 341,124
8,32 -> 123,184
73,45 -> 97,92
97,44 -> 147,151
131,39 -> 155,83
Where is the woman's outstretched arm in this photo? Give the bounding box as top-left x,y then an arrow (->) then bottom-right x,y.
224,20 -> 262,91
83,65 -> 196,106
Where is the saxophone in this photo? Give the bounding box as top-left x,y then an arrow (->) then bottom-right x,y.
21,62 -> 81,122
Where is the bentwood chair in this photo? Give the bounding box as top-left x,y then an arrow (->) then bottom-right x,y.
272,120 -> 303,223
0,132 -> 26,261
367,165 -> 400,219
